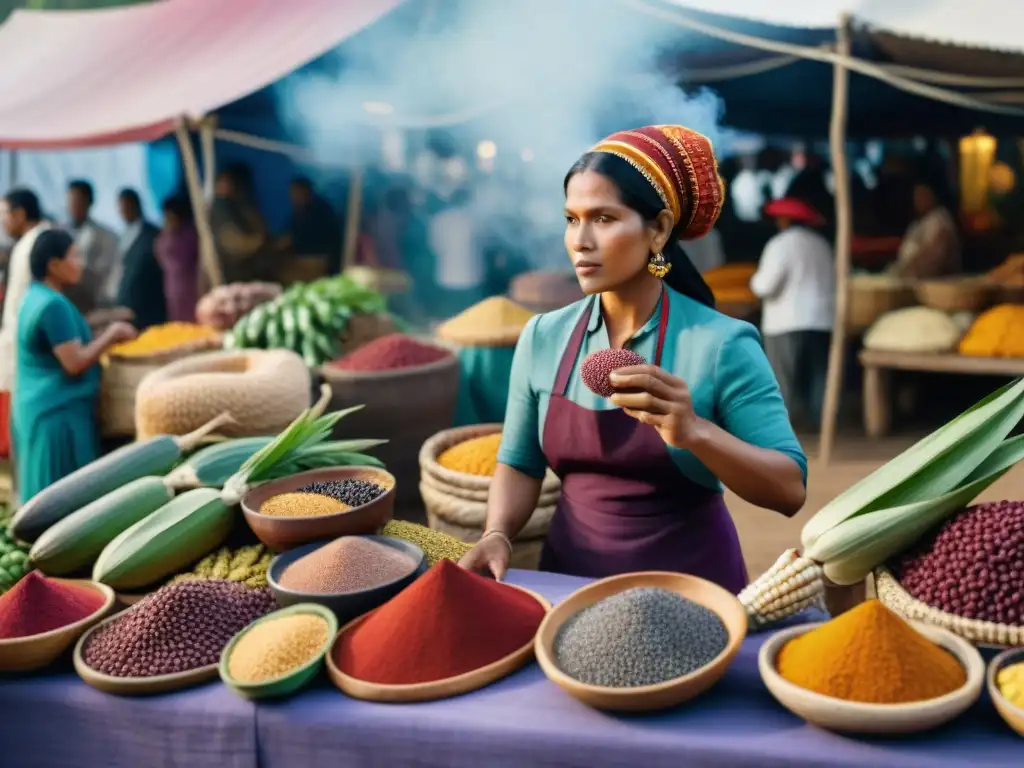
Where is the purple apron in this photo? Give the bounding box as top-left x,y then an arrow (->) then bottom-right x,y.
538,290 -> 749,594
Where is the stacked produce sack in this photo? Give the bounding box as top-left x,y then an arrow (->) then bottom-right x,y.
435,296 -> 535,425
418,424 -> 560,569
320,334 -> 459,511
741,377 -> 1024,646
223,274 -> 396,368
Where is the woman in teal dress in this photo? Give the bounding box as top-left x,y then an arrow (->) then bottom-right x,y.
13,230 -> 137,504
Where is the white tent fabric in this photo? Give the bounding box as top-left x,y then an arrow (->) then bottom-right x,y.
661,0 -> 1024,53
0,0 -> 401,148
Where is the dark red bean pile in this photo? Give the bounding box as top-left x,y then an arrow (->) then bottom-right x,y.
296,479 -> 385,508
82,580 -> 275,678
899,500 -> 1024,624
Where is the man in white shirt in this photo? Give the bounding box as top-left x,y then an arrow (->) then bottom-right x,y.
67,179 -> 118,311
750,197 -> 835,429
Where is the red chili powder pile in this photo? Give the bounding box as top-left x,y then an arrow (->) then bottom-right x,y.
333,559 -> 545,684
0,572 -> 105,639
331,333 -> 452,372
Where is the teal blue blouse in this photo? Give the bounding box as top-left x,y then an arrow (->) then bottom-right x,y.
497,286 -> 808,491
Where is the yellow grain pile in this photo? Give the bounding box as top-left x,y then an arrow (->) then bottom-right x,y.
959,304 -> 1024,358
435,297 -> 534,346
437,433 -> 502,476
111,322 -> 220,358
703,264 -> 757,304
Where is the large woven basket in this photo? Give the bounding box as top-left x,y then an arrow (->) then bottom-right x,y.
875,566 -> 1023,647
913,276 -> 991,313
848,278 -> 916,333
99,337 -> 221,437
319,345 -> 460,510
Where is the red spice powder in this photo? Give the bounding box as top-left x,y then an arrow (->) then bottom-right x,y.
0,572 -> 105,639
331,333 -> 452,372
333,560 -> 545,684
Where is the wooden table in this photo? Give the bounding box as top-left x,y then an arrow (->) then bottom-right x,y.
859,349 -> 1024,437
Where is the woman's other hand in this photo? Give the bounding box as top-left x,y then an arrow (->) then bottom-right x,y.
105,321 -> 138,345
608,364 -> 705,450
458,533 -> 512,581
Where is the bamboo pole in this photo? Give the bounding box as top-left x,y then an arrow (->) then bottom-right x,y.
819,15 -> 854,466
342,167 -> 364,269
199,117 -> 217,201
175,118 -> 224,288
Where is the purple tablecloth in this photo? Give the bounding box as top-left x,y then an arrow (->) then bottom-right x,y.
254,569 -> 1021,768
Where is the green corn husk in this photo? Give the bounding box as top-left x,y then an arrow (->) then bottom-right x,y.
801,378 -> 1024,551
807,433 -> 1024,584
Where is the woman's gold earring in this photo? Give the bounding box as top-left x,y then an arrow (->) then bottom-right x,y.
648,252 -> 671,279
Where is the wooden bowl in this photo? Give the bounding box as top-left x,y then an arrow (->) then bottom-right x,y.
988,647 -> 1024,737
0,579 -> 115,673
241,466 -> 396,550
219,603 -> 338,700
759,621 -> 984,734
267,535 -> 426,623
326,586 -> 551,703
534,572 -> 747,712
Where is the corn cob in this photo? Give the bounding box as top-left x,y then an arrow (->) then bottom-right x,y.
739,549 -> 825,630
163,437 -> 274,489
28,476 -> 174,576
11,413 -> 234,543
92,488 -> 232,590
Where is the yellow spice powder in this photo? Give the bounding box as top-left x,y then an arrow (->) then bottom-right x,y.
437,433 -> 503,476
110,322 -> 219,357
260,492 -> 351,518
228,614 -> 330,683
437,297 -> 534,337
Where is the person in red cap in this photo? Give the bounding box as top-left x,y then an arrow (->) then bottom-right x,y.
750,197 -> 835,430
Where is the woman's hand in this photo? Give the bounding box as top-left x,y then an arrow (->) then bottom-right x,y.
105,321 -> 138,346
608,365 -> 705,450
458,533 -> 512,581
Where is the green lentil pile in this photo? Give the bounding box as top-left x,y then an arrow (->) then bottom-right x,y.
380,520 -> 473,566
554,587 -> 729,688
170,545 -> 272,589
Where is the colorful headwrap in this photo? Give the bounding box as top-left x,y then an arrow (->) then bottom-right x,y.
591,125 -> 725,241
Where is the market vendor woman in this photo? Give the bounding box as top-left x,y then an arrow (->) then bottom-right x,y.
13,230 -> 136,503
459,125 -> 807,592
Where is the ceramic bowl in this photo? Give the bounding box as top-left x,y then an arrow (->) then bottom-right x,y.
759,621 -> 984,734
267,535 -> 426,623
534,571 -> 747,712
241,466 -> 396,550
0,579 -> 115,673
326,585 -> 551,703
988,647 -> 1024,737
74,606 -> 221,696
219,603 -> 338,700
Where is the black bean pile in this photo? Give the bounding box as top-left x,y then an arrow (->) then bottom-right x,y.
899,500 -> 1024,624
553,587 -> 729,688
297,479 -> 385,508
81,580 -> 275,678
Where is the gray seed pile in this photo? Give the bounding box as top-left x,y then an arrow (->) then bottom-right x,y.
553,587 -> 729,688
82,580 -> 276,678
297,479 -> 385,507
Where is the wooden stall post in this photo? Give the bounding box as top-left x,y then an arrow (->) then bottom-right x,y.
200,117 -> 217,201
342,167 -> 364,269
819,14 -> 854,466
175,118 -> 224,288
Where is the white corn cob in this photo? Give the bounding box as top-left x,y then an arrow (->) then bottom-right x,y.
739,548 -> 826,630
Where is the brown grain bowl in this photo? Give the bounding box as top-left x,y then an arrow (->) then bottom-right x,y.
242,466 -> 396,551
534,571 -> 747,712
0,579 -> 116,673
326,585 -> 551,703
988,647 -> 1024,737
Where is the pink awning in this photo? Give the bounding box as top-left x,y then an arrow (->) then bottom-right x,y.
0,0 -> 402,149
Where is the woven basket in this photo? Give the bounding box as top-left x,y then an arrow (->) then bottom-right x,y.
419,424 -> 562,497
318,347 -> 460,509
914,277 -> 991,313
874,566 -> 1023,647
100,337 -> 222,437
848,279 -> 916,333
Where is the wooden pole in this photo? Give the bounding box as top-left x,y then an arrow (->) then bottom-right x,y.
342,167 -> 364,269
200,117 -> 217,201
819,14 -> 854,466
175,119 -> 224,288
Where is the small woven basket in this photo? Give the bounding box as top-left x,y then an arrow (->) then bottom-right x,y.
100,337 -> 222,437
874,566 -> 1023,647
848,279 -> 916,332
913,277 -> 991,313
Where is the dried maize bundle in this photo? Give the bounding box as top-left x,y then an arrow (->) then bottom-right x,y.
739,549 -> 825,630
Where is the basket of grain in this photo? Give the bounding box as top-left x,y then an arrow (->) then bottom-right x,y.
848,274 -> 917,333
418,424 -> 561,570
100,324 -> 224,437
913,276 -> 991,313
